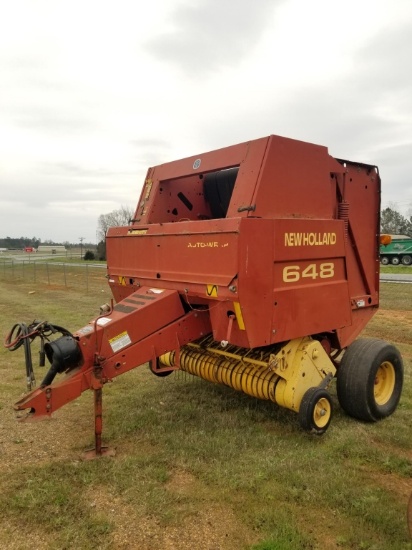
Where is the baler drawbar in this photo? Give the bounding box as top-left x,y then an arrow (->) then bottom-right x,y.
6,134 -> 404,455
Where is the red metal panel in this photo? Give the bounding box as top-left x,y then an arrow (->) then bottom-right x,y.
95,289 -> 185,359
272,282 -> 352,342
235,218 -> 274,347
251,136 -> 335,220
107,218 -> 241,287
338,162 -> 380,301
100,309 -> 211,380
335,308 -> 377,349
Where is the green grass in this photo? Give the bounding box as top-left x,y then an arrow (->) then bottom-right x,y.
0,277 -> 411,549
380,265 -> 412,274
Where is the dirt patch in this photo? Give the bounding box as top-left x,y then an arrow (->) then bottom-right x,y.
0,523 -> 54,550
0,385 -> 94,549
85,481 -> 257,550
0,388 -> 93,474
377,309 -> 412,326
368,437 -> 412,465
165,469 -> 197,495
0,385 -> 256,550
366,470 -> 412,502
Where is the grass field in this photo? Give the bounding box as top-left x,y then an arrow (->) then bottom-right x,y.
380,265 -> 412,274
0,276 -> 411,550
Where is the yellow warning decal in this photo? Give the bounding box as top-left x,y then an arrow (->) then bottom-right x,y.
233,302 -> 246,330
118,276 -> 126,286
109,331 -> 132,353
128,229 -> 148,235
206,284 -> 218,297
144,179 -> 153,200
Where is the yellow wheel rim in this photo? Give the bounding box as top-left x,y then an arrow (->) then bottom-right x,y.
374,361 -> 396,406
313,397 -> 331,428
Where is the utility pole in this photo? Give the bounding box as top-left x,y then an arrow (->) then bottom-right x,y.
79,237 -> 84,260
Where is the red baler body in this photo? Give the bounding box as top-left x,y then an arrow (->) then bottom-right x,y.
107,134 -> 380,350
12,134 -> 386,440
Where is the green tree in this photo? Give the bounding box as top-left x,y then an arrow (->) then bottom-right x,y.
83,250 -> 95,261
380,207 -> 412,236
96,240 -> 106,261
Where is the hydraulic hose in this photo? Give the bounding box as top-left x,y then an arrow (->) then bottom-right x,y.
4,321 -> 73,391
5,323 -> 35,390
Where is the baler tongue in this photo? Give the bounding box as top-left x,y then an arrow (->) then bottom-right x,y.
11,287 -> 211,455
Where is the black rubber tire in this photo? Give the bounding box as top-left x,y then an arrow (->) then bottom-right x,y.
298,387 -> 333,435
401,255 -> 412,266
380,256 -> 389,265
391,256 -> 400,265
203,168 -> 238,218
337,338 -> 403,422
148,360 -> 173,377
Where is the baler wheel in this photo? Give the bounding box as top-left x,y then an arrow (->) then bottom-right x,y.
391,256 -> 400,265
380,256 -> 389,265
298,387 -> 333,435
337,339 -> 403,422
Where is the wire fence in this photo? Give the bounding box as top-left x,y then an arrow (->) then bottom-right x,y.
0,260 -> 107,292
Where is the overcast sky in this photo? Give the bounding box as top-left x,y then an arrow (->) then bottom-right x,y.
1,0 -> 412,243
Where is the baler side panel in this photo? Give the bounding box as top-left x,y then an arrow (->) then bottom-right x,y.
251,136 -> 335,220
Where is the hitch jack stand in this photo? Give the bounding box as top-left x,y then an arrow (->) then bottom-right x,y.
83,375 -> 115,460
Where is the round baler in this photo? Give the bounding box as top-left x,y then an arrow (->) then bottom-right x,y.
7,134 -> 403,454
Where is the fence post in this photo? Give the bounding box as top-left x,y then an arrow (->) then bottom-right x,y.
63,263 -> 67,287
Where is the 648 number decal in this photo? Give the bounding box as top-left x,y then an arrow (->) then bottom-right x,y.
282,262 -> 335,283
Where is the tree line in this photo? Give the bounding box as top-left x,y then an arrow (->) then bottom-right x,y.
381,207 -> 412,236
0,236 -> 96,250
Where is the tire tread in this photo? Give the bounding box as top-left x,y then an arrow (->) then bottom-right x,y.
337,338 -> 403,422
